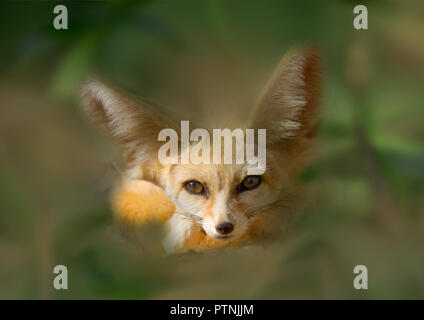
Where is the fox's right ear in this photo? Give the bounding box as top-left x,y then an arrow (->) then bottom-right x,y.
250,48 -> 321,159
80,78 -> 178,179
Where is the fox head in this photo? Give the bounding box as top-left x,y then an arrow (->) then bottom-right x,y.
81,48 -> 321,241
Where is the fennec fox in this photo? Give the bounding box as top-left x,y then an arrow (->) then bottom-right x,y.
81,48 -> 321,253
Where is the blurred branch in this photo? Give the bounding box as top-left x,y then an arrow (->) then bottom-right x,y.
345,42 -> 406,235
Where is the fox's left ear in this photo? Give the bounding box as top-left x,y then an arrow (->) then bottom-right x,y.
80,78 -> 178,181
251,48 -> 321,158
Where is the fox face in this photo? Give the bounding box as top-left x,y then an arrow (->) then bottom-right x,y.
81,48 -> 321,252
157,161 -> 283,241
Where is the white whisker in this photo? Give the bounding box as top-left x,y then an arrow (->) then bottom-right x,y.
245,200 -> 287,219
174,209 -> 204,225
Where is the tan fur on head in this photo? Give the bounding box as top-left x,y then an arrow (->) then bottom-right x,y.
80,48 -> 321,253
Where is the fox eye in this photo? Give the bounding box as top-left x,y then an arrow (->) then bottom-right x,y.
238,175 -> 262,192
184,180 -> 206,195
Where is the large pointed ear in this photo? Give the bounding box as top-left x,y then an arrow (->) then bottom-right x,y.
80,78 -> 178,180
250,48 -> 321,159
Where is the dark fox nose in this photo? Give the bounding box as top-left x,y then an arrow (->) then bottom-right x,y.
216,222 -> 234,235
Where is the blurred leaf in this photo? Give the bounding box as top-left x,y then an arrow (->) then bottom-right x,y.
51,31 -> 105,98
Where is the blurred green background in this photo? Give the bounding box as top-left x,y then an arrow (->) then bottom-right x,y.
0,0 -> 423,299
